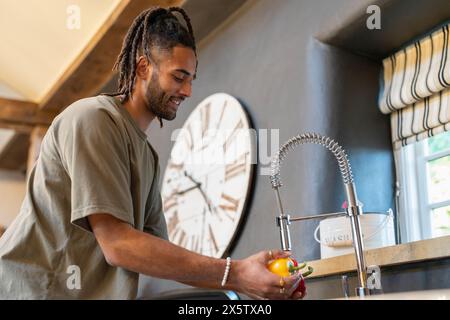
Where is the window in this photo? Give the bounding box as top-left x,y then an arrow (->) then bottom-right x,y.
398,131 -> 450,242
377,23 -> 450,244
420,131 -> 450,237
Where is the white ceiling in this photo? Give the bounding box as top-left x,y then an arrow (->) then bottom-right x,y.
0,0 -> 122,103
0,0 -> 123,158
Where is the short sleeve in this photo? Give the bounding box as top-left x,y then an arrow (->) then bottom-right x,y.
143,164 -> 168,240
55,106 -> 134,232
143,191 -> 168,240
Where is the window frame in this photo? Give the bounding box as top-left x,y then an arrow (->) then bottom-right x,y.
399,133 -> 450,242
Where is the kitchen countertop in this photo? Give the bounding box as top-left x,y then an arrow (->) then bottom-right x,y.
335,288 -> 450,300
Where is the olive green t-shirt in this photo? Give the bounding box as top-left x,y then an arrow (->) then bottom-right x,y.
0,95 -> 168,299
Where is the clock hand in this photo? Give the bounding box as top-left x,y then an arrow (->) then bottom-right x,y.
167,172 -> 217,216
184,171 -> 215,214
200,208 -> 206,254
198,187 -> 214,213
175,183 -> 201,195
183,170 -> 201,186
166,170 -> 203,192
197,187 -> 221,219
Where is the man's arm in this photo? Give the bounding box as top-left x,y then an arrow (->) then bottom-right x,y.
88,213 -> 302,299
88,214 -> 238,290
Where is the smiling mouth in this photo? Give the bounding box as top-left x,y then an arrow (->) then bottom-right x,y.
168,97 -> 183,109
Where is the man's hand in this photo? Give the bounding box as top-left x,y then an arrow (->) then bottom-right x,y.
228,250 -> 304,300
290,287 -> 307,300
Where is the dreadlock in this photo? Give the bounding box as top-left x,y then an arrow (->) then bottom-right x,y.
103,7 -> 197,127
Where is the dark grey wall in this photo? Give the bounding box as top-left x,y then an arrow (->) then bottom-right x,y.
130,0 -> 450,299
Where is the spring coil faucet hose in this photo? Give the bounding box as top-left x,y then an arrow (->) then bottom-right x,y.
270,132 -> 354,189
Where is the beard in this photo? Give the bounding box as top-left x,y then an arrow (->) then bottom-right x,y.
145,70 -> 177,121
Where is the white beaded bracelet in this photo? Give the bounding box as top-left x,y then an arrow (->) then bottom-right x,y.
221,257 -> 231,287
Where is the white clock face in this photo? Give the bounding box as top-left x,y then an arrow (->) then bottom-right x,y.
162,93 -> 255,258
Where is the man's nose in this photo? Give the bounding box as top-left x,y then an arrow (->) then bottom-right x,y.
179,81 -> 192,98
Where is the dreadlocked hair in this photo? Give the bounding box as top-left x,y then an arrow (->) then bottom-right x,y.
103,7 -> 197,127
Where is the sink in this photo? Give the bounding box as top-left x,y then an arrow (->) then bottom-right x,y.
336,288 -> 450,300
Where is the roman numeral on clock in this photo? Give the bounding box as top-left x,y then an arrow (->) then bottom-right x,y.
167,211 -> 179,235
189,234 -> 201,253
177,228 -> 188,247
201,103 -> 211,138
223,119 -> 244,153
184,123 -> 194,150
207,224 -> 219,255
216,100 -> 227,131
168,162 -> 183,170
163,194 -> 178,212
224,152 -> 248,181
219,193 -> 240,213
170,224 -> 187,246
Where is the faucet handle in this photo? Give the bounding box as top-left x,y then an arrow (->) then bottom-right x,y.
367,265 -> 384,295
341,275 -> 350,298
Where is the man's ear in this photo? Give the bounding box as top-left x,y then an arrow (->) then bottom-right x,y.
136,56 -> 152,80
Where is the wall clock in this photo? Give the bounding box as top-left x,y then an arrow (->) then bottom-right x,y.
161,93 -> 255,258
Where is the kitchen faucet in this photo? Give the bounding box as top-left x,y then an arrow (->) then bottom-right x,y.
270,132 -> 370,297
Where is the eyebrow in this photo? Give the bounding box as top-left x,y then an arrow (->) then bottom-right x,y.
174,68 -> 196,80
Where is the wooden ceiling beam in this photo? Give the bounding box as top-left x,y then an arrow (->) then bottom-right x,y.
0,98 -> 55,128
0,132 -> 30,172
0,122 -> 33,133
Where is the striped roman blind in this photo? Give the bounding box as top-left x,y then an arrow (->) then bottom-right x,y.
378,23 -> 450,149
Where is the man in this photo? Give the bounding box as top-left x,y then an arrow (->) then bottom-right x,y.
0,7 -> 302,300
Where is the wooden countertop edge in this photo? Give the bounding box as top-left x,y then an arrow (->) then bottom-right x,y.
305,235 -> 450,278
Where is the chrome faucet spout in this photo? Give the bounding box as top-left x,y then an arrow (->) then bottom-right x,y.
270,132 -> 369,296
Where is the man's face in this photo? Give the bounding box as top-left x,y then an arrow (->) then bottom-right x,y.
144,45 -> 196,121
